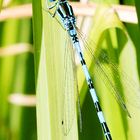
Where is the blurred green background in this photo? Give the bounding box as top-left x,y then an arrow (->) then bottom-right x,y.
0,0 -> 140,140
0,0 -> 36,140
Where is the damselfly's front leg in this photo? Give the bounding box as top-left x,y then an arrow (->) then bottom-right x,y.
45,1 -> 58,17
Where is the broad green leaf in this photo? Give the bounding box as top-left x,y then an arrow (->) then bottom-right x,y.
33,0 -> 78,140
90,0 -> 119,4
122,0 -> 140,84
33,1 -> 140,140
0,0 -> 2,10
78,4 -> 140,140
135,0 -> 140,30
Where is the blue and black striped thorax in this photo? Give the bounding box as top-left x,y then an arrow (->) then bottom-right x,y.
56,1 -> 78,43
56,1 -> 76,29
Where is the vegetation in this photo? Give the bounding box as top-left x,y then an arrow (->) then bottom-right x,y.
0,0 -> 140,140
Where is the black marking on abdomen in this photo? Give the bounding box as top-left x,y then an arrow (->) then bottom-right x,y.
95,102 -> 102,112
79,52 -> 86,65
88,78 -> 94,89
101,122 -> 110,133
81,59 -> 86,65
79,52 -> 83,58
105,133 -> 112,140
72,35 -> 78,43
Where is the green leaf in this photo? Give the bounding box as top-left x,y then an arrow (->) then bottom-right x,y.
78,4 -> 140,140
122,0 -> 140,82
33,0 -> 79,139
90,0 -> 119,4
33,1 -> 140,140
135,0 -> 140,29
0,1 -> 36,140
0,0 -> 2,10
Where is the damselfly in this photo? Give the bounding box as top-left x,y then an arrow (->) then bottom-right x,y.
44,0 -> 112,139
43,0 -> 140,139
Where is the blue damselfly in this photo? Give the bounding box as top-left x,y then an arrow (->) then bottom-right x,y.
43,1 -> 140,139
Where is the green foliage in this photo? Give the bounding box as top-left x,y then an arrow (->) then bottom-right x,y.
135,0 -> 140,30
33,0 -> 79,139
0,1 -> 36,140
90,0 -> 119,4
33,1 -> 140,139
0,0 -> 2,10
78,4 -> 140,140
0,0 -> 140,140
